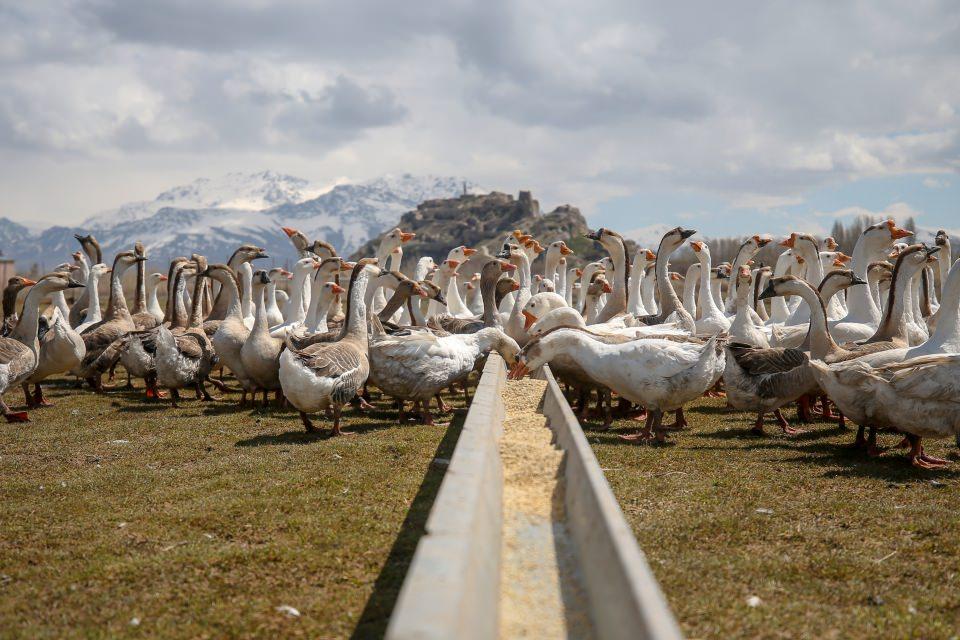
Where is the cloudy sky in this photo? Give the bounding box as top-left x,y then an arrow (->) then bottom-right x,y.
0,0 -> 957,239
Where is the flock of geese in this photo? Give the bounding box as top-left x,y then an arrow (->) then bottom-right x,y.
0,219 -> 957,469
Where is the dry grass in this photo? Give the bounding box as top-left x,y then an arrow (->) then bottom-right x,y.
586,398 -> 960,639
0,374 -> 466,639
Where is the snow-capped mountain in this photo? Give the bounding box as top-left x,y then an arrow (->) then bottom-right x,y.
0,172 -> 481,268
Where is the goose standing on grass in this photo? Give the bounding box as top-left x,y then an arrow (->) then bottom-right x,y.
23,276 -> 87,408
279,259 -> 380,436
429,259 -> 516,334
510,328 -> 725,443
203,244 -> 268,333
368,317 -> 520,424
206,262 -> 255,404
285,281 -> 348,349
810,354 -> 960,469
155,256 -> 218,406
723,270 -> 866,436
241,270 -> 284,406
76,250 -> 144,391
2,274 -> 83,421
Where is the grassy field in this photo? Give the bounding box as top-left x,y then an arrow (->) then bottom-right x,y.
587,399 -> 960,639
0,374 -> 466,639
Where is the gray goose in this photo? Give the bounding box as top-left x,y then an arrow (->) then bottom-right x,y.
1,276 -> 36,337
0,273 -> 83,421
279,258 -> 380,436
76,249 -> 144,391
428,259 -> 517,334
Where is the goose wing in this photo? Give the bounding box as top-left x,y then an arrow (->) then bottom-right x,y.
0,337 -> 35,381
728,342 -> 807,375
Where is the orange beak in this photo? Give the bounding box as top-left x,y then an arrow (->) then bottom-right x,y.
463,247 -> 478,257
400,231 -> 416,242
446,259 -> 460,269
886,220 -> 913,240
645,250 -> 656,261
500,261 -> 516,272
780,234 -> 796,248
832,258 -> 845,267
518,234 -> 533,244
560,243 -> 574,256
281,226 -> 298,238
795,256 -> 805,265
522,310 -> 538,330
575,268 -> 583,278
754,235 -> 772,247
159,274 -> 168,281
510,282 -> 520,292
690,241 -> 703,252
331,284 -> 346,295
508,361 -> 530,380
22,278 -> 37,286
602,282 -> 613,293
836,252 -> 851,263
341,261 -> 356,271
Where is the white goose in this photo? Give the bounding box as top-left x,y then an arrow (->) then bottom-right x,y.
269,257 -> 319,338
510,328 -> 724,443
690,241 -> 731,335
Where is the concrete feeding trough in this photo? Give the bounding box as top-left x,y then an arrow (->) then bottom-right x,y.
387,354 -> 682,640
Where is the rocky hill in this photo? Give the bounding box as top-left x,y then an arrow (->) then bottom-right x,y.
350,190 -> 636,273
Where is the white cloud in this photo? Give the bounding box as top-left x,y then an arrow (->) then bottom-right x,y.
923,176 -> 950,188
0,1 -> 957,226
813,201 -> 923,221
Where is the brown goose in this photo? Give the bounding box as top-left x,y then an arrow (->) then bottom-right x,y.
76,249 -> 144,391
428,259 -> 516,334
725,270 -> 867,435
279,259 -> 380,435
1,274 -> 83,421
1,276 -> 36,337
155,256 -> 218,406
129,241 -> 160,330
203,244 -> 268,330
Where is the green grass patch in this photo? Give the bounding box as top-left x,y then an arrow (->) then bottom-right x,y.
587,398 -> 960,639
0,375 -> 466,638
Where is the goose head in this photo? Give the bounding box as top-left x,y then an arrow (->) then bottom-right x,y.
33,272 -> 85,295
481,258 -> 515,282
307,239 -> 337,259
148,272 -> 168,287
269,266 -> 292,283
935,230 -> 949,247
112,250 -> 144,276
438,259 -> 460,279
447,245 -> 478,263
859,219 -> 912,254
547,240 -> 575,259
632,248 -> 656,270
380,228 -> 416,255
658,227 -> 698,256
202,263 -> 240,288
417,280 -> 446,306
521,292 -> 567,330
74,233 -> 102,264
817,269 -> 868,299
238,244 -> 269,263
712,265 -> 731,282
281,226 -> 310,252
736,265 -> 753,289
822,236 -> 839,251
584,228 -> 624,254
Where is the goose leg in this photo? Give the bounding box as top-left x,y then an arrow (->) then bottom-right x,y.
32,383 -> 52,407
907,434 -> 947,469
435,394 -> 451,414
751,412 -> 766,436
300,411 -> 317,433
169,388 -> 181,408
22,382 -> 34,408
420,401 -> 435,426
330,406 -> 354,436
652,410 -> 668,443
1,397 -> 29,423
866,426 -> 885,457
662,408 -> 688,431
619,410 -> 654,442
797,395 -> 813,423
